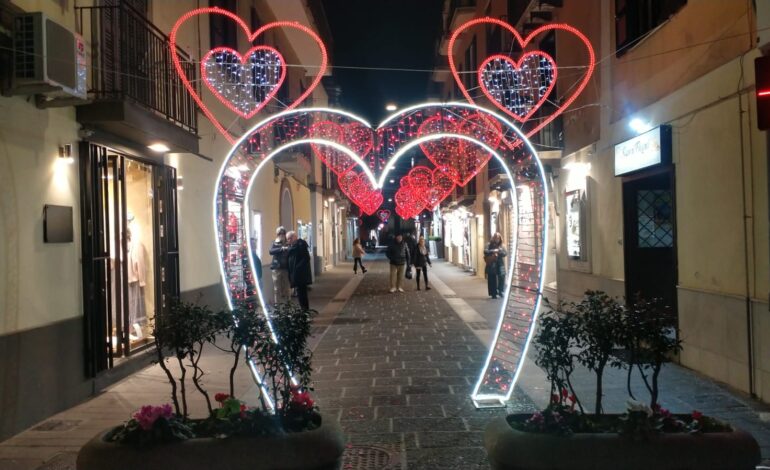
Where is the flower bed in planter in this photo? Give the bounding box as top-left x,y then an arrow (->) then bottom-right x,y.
485,414 -> 760,470
77,416 -> 345,470
482,292 -> 762,470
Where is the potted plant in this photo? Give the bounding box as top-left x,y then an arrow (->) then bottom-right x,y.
484,291 -> 761,470
77,301 -> 345,470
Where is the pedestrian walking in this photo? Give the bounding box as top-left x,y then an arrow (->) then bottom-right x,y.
268,226 -> 291,304
386,233 -> 410,293
412,235 -> 432,290
352,238 -> 368,274
286,231 -> 312,311
484,232 -> 508,299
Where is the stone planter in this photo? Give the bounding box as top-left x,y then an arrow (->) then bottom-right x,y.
77,417 -> 345,470
484,414 -> 761,470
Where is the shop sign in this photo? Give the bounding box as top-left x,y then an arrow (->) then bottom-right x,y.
614,125 -> 671,176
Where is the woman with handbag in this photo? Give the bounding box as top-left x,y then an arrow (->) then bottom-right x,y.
412,236 -> 432,291
484,232 -> 507,299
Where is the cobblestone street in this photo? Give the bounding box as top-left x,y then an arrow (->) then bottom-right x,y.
309,256 -> 535,470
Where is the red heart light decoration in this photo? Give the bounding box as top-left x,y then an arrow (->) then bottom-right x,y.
478,52 -> 557,123
377,209 -> 391,223
417,115 -> 491,187
448,17 -> 595,140
339,170 -> 383,215
201,46 -> 286,120
308,121 -> 358,175
406,165 -> 457,210
342,122 -> 374,159
170,8 -> 328,144
395,184 -> 424,220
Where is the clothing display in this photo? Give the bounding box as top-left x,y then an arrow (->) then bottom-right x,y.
127,235 -> 147,326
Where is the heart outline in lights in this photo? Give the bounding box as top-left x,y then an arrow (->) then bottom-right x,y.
447,17 -> 595,140
169,8 -> 328,144
213,102 -> 548,410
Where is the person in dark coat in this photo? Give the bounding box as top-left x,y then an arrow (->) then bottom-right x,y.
386,234 -> 410,293
484,232 -> 508,299
286,230 -> 312,310
411,235 -> 432,291
268,226 -> 291,304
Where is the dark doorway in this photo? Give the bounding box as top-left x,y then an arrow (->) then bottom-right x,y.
622,168 -> 677,315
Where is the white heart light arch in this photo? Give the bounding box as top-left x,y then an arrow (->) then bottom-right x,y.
213,102 -> 548,409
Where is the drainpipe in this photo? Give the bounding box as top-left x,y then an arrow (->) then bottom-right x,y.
737,54 -> 757,398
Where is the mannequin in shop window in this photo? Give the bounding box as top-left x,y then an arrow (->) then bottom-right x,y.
127,223 -> 147,339
484,232 -> 507,299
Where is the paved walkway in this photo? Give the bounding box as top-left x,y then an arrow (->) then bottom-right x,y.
2,256 -> 770,469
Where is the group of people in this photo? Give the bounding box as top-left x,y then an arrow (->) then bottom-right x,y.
384,232 -> 433,293
269,226 -> 312,310
267,224 -> 509,307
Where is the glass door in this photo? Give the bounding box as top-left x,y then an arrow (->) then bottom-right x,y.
80,142 -> 178,375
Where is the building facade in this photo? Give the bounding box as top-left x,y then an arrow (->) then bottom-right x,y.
0,0 -> 346,440
433,0 -> 769,404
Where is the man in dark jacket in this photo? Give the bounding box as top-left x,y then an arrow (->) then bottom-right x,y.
386,234 -> 410,293
286,231 -> 312,310
268,226 -> 291,304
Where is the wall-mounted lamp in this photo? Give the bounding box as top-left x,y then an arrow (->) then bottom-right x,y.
148,142 -> 170,153
628,118 -> 652,134
177,175 -> 184,191
58,144 -> 74,164
563,161 -> 591,172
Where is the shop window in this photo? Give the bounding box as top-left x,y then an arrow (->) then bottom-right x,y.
615,0 -> 686,55
636,189 -> 673,248
209,0 -> 237,49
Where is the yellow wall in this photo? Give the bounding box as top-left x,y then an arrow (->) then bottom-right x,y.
0,97 -> 81,335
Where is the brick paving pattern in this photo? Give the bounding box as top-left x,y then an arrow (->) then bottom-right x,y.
311,257 -> 536,470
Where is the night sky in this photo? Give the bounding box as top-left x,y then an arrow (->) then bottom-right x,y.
321,0 -> 445,124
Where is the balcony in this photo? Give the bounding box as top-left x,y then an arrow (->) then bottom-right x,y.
75,2 -> 198,154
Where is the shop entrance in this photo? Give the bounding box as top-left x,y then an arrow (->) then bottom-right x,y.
622,168 -> 677,314
79,142 -> 180,375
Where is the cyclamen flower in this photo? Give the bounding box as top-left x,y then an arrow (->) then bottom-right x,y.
214,393 -> 230,404
290,389 -> 315,411
133,404 -> 174,431
692,410 -> 703,421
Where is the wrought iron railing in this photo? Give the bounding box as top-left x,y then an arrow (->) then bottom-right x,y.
76,2 -> 197,133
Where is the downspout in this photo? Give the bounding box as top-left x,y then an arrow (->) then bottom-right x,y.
737,53 -> 757,398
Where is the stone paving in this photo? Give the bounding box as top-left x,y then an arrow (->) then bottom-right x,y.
310,256 -> 536,470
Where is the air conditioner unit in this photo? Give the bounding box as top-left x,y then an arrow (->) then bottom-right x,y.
10,12 -> 86,100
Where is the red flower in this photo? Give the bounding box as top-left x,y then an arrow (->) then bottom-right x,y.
214,393 -> 230,404
239,403 -> 247,418
692,410 -> 703,420
561,388 -> 569,398
290,388 -> 315,411
550,393 -> 560,404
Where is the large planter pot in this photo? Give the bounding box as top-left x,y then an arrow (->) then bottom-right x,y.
77,417 -> 345,470
484,415 -> 760,470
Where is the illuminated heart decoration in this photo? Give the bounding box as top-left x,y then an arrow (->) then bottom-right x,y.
170,9 -> 328,144
395,184 -> 424,220
377,209 -> 390,223
478,53 -> 556,123
309,121 -> 358,175
339,170 -> 383,215
448,17 -> 595,139
342,122 -> 374,159
405,165 -> 456,210
201,46 -> 286,119
214,103 -> 549,410
417,115 -> 488,187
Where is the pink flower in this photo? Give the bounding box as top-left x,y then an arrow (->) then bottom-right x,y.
133,404 -> 174,431
290,388 -> 315,411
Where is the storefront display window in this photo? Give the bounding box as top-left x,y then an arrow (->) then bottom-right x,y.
565,189 -> 584,259
80,142 -> 179,375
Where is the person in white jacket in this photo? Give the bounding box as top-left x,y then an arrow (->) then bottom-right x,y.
352,238 -> 368,274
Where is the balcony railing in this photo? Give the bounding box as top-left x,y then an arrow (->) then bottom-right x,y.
76,2 -> 197,134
